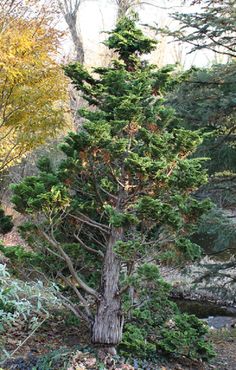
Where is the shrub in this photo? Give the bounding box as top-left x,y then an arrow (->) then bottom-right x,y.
157,314 -> 216,360
0,263 -> 62,362
119,265 -> 215,361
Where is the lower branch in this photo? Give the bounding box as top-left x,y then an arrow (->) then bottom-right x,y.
39,229 -> 99,299
59,273 -> 93,322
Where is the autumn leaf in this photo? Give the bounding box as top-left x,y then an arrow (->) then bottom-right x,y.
0,14 -> 71,171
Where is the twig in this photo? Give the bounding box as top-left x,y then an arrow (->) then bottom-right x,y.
0,313 -> 49,365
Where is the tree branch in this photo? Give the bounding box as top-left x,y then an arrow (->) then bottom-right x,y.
60,293 -> 91,326
69,212 -> 110,234
39,229 -> 99,299
74,232 -> 104,258
58,273 -> 93,321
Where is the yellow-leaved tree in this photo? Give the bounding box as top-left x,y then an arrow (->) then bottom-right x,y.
0,8 -> 70,170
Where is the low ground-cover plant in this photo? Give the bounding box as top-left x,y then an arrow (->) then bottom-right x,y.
120,264 -> 215,361
0,208 -> 13,235
157,314 -> 215,360
0,263 -> 60,324
0,263 -> 62,363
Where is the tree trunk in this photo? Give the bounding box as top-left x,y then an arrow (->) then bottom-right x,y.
116,0 -> 136,20
65,13 -> 85,130
65,13 -> 84,63
92,227 -> 124,350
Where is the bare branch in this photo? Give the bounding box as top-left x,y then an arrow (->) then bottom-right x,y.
58,273 -> 93,321
39,229 -> 99,299
60,293 -> 91,326
69,212 -> 110,234
85,232 -> 107,250
99,186 -> 118,201
74,232 -> 104,258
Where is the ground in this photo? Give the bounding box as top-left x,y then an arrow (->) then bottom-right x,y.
1,315 -> 236,369
1,226 -> 236,369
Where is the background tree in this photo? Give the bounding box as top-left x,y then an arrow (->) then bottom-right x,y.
0,12 -> 69,171
115,0 -> 140,19
11,15 -> 211,354
167,0 -> 236,58
168,63 -> 236,256
57,0 -> 84,63
158,0 -> 236,258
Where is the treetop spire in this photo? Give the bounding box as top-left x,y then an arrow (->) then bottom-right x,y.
104,13 -> 157,66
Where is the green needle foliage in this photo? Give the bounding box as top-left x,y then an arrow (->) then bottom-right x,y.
10,14 -> 212,357
168,62 -> 236,253
165,0 -> 236,58
0,208 -> 13,234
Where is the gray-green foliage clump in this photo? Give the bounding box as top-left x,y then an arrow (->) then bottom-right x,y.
0,263 -> 61,361
10,14 -> 211,357
166,0 -> 236,58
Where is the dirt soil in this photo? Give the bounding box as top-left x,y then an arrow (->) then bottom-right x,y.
2,318 -> 236,370
209,329 -> 236,370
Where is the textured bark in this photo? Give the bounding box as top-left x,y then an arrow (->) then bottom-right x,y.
57,1 -> 84,63
57,1 -> 84,129
92,227 -> 124,347
65,13 -> 84,63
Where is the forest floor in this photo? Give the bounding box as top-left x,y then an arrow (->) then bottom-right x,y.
1,224 -> 236,369
1,314 -> 236,370
207,328 -> 236,370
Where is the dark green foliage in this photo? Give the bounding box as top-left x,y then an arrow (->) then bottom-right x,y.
120,264 -> 214,361
155,0 -> 236,257
63,311 -> 81,327
0,244 -> 44,278
196,207 -> 236,253
157,314 -> 215,360
170,64 -> 236,132
168,62 -> 236,254
0,238 -> 101,288
104,14 -> 157,65
12,16 -> 209,267
10,173 -> 63,214
169,63 -> 236,176
37,156 -> 53,173
0,208 -> 13,234
0,244 -> 42,264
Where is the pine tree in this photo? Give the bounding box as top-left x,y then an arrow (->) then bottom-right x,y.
169,63 -> 236,175
167,0 -> 236,58
168,63 -> 236,254
11,15 -> 210,352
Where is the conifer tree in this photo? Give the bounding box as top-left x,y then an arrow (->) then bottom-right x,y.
163,0 -> 236,256
11,15 -> 210,352
167,0 -> 236,58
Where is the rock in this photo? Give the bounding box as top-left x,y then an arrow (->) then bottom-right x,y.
206,316 -> 236,329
